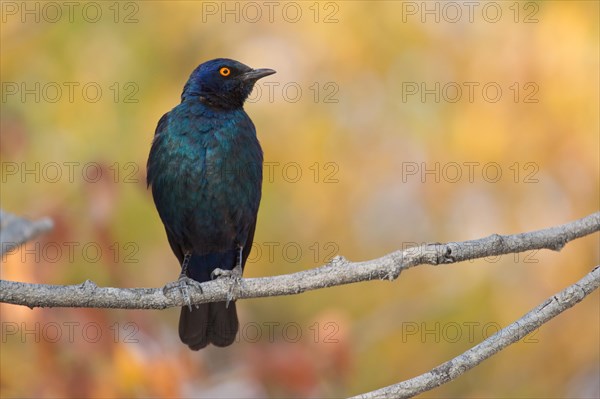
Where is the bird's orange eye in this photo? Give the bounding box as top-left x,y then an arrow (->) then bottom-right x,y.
219,67 -> 231,77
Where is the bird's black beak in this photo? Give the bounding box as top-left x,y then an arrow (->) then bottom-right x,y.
241,68 -> 276,82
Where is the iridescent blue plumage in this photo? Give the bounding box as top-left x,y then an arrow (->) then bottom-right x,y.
147,59 -> 275,349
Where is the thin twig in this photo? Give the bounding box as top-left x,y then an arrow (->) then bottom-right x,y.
0,210 -> 54,257
350,265 -> 600,399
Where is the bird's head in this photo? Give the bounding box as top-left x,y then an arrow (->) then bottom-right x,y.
181,58 -> 276,109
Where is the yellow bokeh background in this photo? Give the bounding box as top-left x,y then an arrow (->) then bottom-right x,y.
1,1 -> 598,397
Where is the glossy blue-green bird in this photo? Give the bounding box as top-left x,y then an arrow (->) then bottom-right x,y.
147,59 -> 275,350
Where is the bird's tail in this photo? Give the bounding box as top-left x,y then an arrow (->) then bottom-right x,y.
178,252 -> 239,350
179,301 -> 238,350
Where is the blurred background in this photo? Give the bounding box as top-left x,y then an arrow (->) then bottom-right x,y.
1,1 -> 598,397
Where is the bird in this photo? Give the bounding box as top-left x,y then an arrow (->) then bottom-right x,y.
147,58 -> 275,350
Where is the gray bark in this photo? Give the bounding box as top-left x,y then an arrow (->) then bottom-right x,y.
1,210 -> 598,398
1,212 -> 597,309
350,265 -> 600,398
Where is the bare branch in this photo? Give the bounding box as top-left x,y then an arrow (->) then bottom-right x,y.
0,210 -> 53,256
1,210 -> 598,397
351,265 -> 600,399
0,212 -> 598,309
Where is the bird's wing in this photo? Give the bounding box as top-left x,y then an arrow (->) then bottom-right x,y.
147,111 -> 185,263
147,108 -> 213,257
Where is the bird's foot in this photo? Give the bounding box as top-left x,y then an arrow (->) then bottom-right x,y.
164,274 -> 203,311
211,264 -> 243,307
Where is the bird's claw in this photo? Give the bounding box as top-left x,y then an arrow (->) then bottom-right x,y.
211,265 -> 243,307
164,274 -> 202,311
